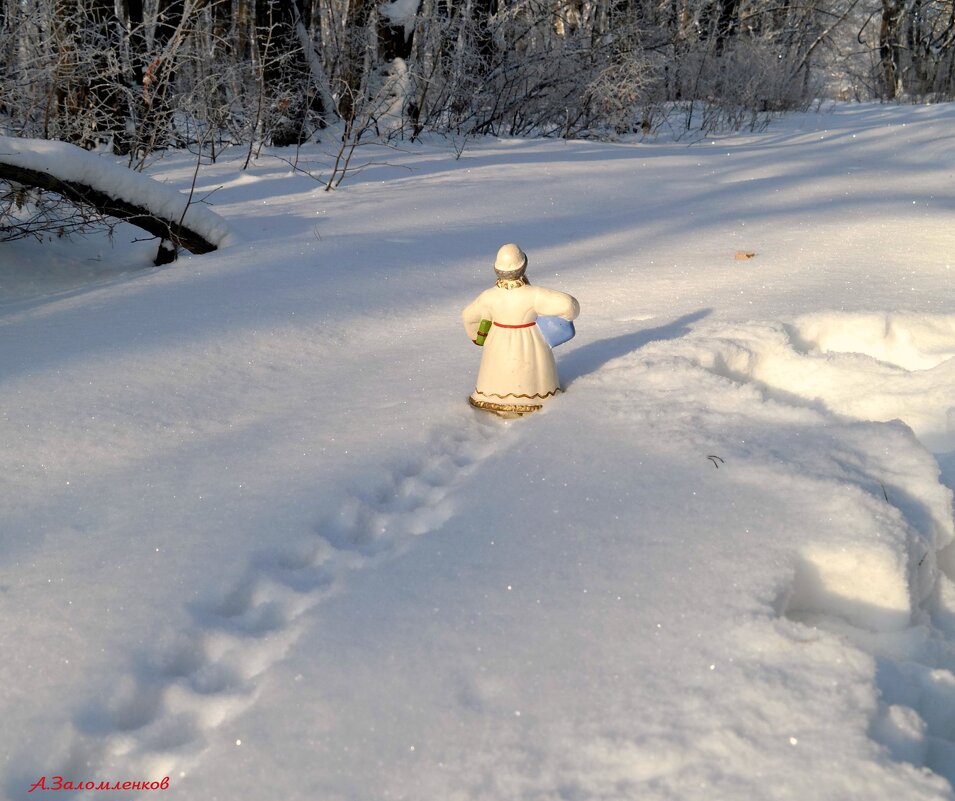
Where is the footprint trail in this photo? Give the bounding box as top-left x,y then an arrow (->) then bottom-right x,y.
19,412 -> 510,800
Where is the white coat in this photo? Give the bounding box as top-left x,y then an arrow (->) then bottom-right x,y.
462,278 -> 580,415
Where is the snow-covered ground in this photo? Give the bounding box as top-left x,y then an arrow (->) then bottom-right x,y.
3,102 -> 955,800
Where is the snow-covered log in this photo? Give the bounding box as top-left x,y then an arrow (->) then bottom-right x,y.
0,137 -> 232,256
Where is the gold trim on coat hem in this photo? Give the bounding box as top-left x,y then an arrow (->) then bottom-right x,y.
469,397 -> 542,415
475,388 -> 561,400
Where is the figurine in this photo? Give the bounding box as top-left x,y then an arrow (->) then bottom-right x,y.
462,243 -> 580,417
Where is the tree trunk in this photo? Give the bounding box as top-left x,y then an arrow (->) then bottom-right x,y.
256,0 -> 323,145
0,161 -> 219,255
715,0 -> 739,54
880,0 -> 904,98
140,0 -> 188,151
337,0 -> 374,123
906,0 -> 931,94
115,0 -> 147,155
50,0 -> 127,150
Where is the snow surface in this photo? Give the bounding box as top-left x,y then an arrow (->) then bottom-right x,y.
3,102 -> 955,800
0,137 -> 233,248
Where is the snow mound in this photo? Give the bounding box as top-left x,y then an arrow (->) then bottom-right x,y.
549,315 -> 955,793
379,0 -> 420,27
787,524 -> 914,632
622,314 -> 955,634
679,313 -> 955,452
0,136 -> 233,248
793,312 -> 955,371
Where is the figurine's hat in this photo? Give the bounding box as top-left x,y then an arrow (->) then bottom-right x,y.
494,243 -> 527,276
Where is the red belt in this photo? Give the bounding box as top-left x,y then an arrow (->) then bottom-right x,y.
493,322 -> 535,328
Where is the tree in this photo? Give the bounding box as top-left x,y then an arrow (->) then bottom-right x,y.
254,0 -> 326,146
879,0 -> 904,97
44,0 -> 127,149
0,136 -> 230,261
4,0 -> 955,157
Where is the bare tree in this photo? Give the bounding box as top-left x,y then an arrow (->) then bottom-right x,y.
3,0 -> 955,162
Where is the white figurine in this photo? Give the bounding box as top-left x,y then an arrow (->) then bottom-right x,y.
462,243 -> 580,417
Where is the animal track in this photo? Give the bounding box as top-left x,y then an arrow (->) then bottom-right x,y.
22,412 -> 511,800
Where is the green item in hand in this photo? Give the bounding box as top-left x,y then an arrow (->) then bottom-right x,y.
475,319 -> 492,346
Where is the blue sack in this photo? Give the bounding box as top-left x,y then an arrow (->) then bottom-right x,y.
536,316 -> 575,348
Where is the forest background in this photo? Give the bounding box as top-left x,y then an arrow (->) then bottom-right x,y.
2,0 -> 954,163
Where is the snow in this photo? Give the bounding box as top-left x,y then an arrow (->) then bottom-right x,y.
0,136 -> 234,248
379,0 -> 421,29
3,101 -> 955,800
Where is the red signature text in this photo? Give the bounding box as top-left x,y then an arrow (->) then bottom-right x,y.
29,776 -> 170,792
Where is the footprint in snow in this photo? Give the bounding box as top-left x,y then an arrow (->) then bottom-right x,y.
17,412 -> 510,801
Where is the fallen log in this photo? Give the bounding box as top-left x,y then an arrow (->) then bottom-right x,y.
0,137 -> 231,260
0,161 -> 218,254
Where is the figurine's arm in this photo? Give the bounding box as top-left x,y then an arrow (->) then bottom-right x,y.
534,287 -> 580,321
462,295 -> 491,342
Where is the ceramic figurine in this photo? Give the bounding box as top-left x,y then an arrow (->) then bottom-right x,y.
462,243 -> 580,417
